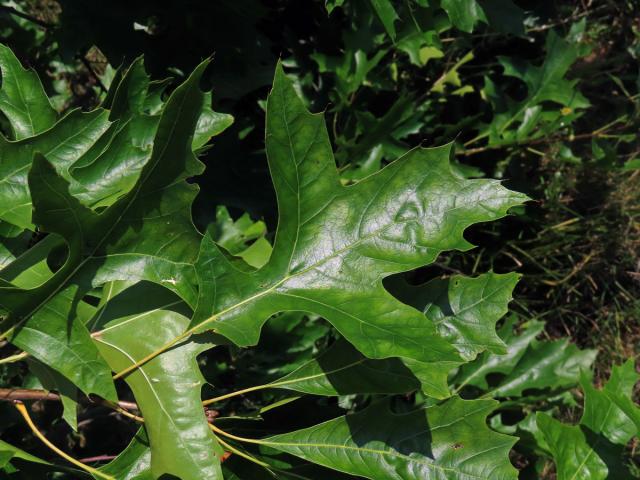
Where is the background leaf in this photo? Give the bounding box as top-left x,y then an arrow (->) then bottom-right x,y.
537,362 -> 639,480
0,44 -> 57,139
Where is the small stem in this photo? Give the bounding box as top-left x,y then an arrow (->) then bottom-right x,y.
77,455 -> 117,464
0,351 -> 29,365
0,326 -> 15,343
203,358 -> 367,406
463,132 -> 488,148
479,390 -> 496,399
203,384 -> 272,406
102,400 -> 144,423
213,435 -> 271,468
111,399 -> 139,411
452,385 -> 464,395
13,402 -> 114,480
209,423 -> 266,445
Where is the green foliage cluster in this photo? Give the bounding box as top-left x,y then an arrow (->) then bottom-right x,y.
0,0 -> 639,479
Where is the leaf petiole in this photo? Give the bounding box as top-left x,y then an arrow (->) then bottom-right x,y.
209,422 -> 266,445
0,350 -> 28,365
203,384 -> 272,406
202,358 -> 367,406
102,400 -> 144,423
213,434 -> 272,469
0,326 -> 15,343
13,401 -> 115,480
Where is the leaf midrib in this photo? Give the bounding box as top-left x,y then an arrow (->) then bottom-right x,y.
264,401 -> 512,480
267,421 -> 511,480
279,82 -> 302,273
94,336 -> 209,471
198,189 -> 520,337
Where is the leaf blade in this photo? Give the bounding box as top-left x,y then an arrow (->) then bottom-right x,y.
265,397 -> 518,479
192,63 -> 528,371
94,284 -> 224,480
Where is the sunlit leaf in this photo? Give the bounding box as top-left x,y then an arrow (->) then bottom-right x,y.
192,63 -> 528,375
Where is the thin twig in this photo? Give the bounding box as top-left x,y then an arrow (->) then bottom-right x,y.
0,388 -> 138,412
0,388 -> 221,426
0,388 -> 61,402
525,5 -> 606,33
432,262 -> 463,274
541,250 -> 596,286
92,396 -> 138,412
460,124 -> 628,157
209,423 -> 265,445
77,455 -> 117,464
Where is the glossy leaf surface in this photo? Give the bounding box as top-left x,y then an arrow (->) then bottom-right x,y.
441,0 -> 524,35
0,52 -> 231,400
94,283 -> 223,480
269,338 -> 419,396
265,396 -> 518,479
97,429 -> 152,480
192,63 -> 528,372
